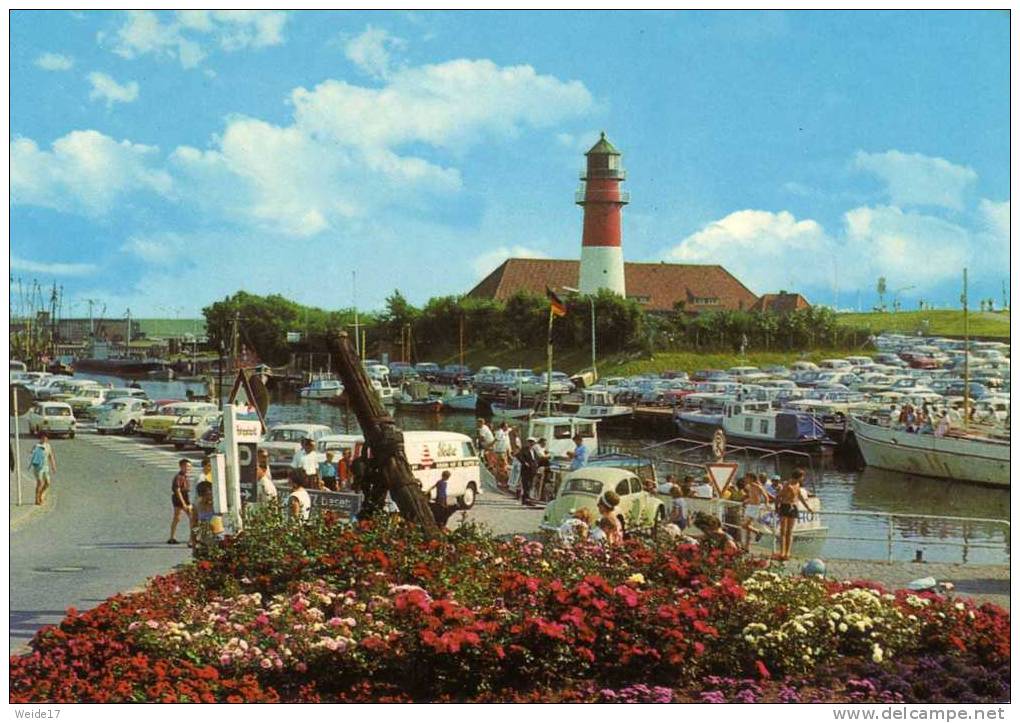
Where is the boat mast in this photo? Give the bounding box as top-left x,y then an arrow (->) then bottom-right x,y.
459,313 -> 465,370
962,268 -> 970,427
352,270 -> 361,359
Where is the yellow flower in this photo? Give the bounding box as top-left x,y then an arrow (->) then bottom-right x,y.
627,573 -> 646,586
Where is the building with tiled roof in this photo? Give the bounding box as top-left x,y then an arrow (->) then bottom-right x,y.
750,291 -> 811,314
467,258 -> 760,314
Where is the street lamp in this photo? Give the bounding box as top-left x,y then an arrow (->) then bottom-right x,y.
562,286 -> 597,382
892,286 -> 916,314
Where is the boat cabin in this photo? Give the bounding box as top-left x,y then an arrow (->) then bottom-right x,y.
527,416 -> 598,459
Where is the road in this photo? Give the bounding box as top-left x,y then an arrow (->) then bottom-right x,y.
8,423 -> 543,650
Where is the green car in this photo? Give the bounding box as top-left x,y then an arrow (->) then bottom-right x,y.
540,465 -> 666,535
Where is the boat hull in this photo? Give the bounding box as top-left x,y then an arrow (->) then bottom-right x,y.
850,417 -> 1010,488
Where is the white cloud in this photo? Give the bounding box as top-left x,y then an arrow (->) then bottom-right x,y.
840,205 -> 970,287
11,130 -> 172,215
11,256 -> 97,276
344,26 -> 404,79
472,245 -> 549,278
667,210 -> 832,293
106,10 -> 286,68
291,59 -> 593,152
173,58 -> 589,236
854,149 -> 978,210
120,232 -> 191,264
35,52 -> 74,71
88,72 -> 139,107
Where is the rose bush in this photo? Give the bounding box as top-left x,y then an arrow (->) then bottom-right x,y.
10,507 -> 1010,703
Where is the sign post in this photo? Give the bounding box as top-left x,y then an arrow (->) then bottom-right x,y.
705,462 -> 739,493
221,405 -> 244,533
210,453 -> 228,517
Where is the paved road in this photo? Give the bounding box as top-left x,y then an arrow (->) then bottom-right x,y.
9,424 -> 205,650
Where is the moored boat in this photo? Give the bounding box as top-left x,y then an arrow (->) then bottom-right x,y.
849,414 -> 1009,488
676,399 -> 833,452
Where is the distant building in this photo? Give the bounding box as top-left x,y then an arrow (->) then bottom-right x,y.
467,258 -> 759,314
750,291 -> 811,315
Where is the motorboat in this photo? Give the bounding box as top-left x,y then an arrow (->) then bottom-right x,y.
574,389 -> 632,421
850,414 -> 1009,487
441,386 -> 479,412
677,398 -> 833,452
300,377 -> 344,399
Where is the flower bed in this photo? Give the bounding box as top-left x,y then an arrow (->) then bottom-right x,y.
10,507 -> 1010,703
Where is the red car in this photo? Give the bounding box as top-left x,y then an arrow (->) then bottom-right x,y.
899,353 -> 939,370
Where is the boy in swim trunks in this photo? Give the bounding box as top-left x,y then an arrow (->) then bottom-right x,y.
776,468 -> 812,560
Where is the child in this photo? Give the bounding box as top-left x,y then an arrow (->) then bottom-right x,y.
319,451 -> 338,491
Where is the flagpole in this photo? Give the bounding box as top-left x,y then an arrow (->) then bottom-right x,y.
546,305 -> 554,416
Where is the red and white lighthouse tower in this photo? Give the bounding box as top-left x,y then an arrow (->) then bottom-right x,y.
577,131 -> 628,296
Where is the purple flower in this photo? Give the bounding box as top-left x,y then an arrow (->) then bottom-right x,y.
700,691 -> 726,704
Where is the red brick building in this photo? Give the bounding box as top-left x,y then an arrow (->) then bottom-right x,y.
749,291 -> 811,314
467,258 -> 760,314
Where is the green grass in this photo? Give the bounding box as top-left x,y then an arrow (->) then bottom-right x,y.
837,310 -> 1009,339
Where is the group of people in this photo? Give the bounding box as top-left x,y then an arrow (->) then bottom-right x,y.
289,437 -> 357,492
476,418 -> 591,506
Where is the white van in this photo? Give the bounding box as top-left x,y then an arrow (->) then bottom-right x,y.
403,431 -> 482,509
315,431 -> 482,509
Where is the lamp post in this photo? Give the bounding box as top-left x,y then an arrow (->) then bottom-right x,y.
562,286 -> 597,382
892,285 -> 915,314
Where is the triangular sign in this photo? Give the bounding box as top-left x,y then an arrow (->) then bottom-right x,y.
228,370 -> 267,432
705,462 -> 739,490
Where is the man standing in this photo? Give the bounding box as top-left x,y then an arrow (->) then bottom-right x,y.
476,418 -> 495,451
337,448 -> 355,489
169,459 -> 193,545
566,434 -> 588,471
291,438 -> 322,489
516,437 -> 540,506
29,432 -> 56,506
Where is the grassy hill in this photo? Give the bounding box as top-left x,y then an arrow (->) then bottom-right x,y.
837,310 -> 1009,339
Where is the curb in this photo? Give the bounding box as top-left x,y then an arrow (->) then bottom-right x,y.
10,488 -> 55,532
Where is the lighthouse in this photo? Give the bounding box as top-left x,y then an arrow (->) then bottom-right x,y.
577,131 -> 628,296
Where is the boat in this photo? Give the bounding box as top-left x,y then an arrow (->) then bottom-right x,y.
300,376 -> 344,399
573,389 -> 632,421
676,398 -> 833,452
849,414 -> 1009,488
441,387 -> 479,411
395,380 -> 443,413
146,368 -> 175,381
490,403 -> 534,421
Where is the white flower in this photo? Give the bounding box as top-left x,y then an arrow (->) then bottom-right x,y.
954,602 -> 965,611
872,644 -> 883,663
838,623 -> 848,633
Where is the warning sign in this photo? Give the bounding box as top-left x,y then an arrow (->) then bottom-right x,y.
227,371 -> 267,432
704,462 -> 739,491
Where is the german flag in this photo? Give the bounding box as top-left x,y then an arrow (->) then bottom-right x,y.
546,287 -> 567,317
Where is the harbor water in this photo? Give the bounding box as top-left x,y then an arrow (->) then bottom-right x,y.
81,374 -> 1012,566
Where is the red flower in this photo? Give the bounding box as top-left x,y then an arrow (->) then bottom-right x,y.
755,660 -> 771,679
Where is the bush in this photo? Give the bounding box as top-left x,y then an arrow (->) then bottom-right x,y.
10,511 -> 1010,703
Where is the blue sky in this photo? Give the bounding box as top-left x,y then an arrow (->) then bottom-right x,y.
10,10 -> 1010,317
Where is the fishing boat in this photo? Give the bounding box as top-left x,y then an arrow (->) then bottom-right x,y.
849,414 -> 1009,488
574,388 -> 632,422
441,387 -> 479,412
395,380 -> 444,413
490,403 -> 534,421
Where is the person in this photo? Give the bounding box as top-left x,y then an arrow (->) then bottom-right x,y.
596,489 -> 623,545
590,516 -> 619,546
200,457 -> 213,483
257,462 -> 278,506
669,486 -> 689,530
191,478 -> 218,550
775,468 -> 812,561
287,468 -> 312,522
476,418 -> 495,452
741,473 -> 773,549
337,448 -> 355,490
566,434 -> 588,471
291,438 -> 322,489
319,451 -> 338,491
692,477 -> 715,499
693,511 -> 738,554
509,426 -> 523,457
680,476 -> 695,498
429,470 -> 455,528
169,459 -> 193,544
558,508 -> 592,545
29,432 -> 56,506
657,473 -> 678,495
492,422 -> 511,479
516,438 -> 540,506
642,478 -> 657,494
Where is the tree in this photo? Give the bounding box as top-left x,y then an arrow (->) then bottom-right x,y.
876,277 -> 887,310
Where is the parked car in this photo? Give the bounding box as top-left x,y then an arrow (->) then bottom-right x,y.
167,412 -> 223,450
140,401 -> 218,441
95,398 -> 151,435
414,362 -> 442,381
945,381 -> 989,400
27,402 -> 77,438
539,466 -> 666,535
66,386 -> 113,419
437,364 -> 473,385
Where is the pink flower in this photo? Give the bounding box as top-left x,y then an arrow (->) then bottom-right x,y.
145,620 -> 159,629
260,658 -> 273,669
328,617 -> 343,627
219,654 -> 232,666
